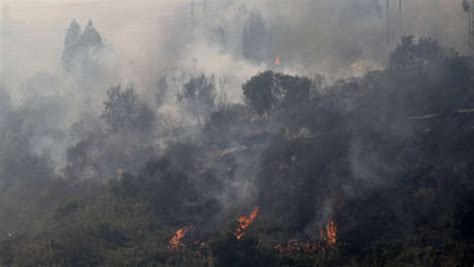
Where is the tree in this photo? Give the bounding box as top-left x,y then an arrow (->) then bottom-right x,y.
463,0 -> 470,12
101,84 -> 154,133
242,71 -> 312,116
61,20 -> 103,71
78,20 -> 103,49
389,36 -> 456,71
242,10 -> 267,62
178,75 -> 216,124
62,20 -> 82,71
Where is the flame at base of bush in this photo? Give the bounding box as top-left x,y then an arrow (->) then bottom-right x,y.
169,226 -> 194,250
275,239 -> 324,255
235,207 -> 260,240
321,218 -> 337,247
276,218 -> 337,255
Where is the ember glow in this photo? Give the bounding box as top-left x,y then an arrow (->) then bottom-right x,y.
275,240 -> 322,255
275,219 -> 337,255
235,207 -> 260,240
321,218 -> 337,247
169,227 -> 193,250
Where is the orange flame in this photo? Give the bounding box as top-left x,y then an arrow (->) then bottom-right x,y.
320,218 -> 337,247
275,218 -> 337,255
327,219 -> 337,246
275,239 -> 322,255
235,207 -> 260,240
169,226 -> 193,249
274,56 -> 281,66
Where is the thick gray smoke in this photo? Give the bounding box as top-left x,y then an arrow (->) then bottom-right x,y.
3,3 -> 474,265
0,0 -> 470,210
2,0 -> 468,95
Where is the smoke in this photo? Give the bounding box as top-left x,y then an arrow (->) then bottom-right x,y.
0,1 -> 465,179
2,0 -> 468,94
0,0 -> 473,247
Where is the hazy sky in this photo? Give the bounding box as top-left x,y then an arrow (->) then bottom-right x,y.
0,0 -> 469,94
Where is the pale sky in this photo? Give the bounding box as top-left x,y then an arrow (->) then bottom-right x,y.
1,0 -> 470,93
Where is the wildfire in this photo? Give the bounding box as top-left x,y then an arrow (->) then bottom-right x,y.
235,207 -> 260,240
320,218 -> 337,247
169,226 -> 193,250
274,56 -> 281,66
276,218 -> 337,255
275,239 -> 322,255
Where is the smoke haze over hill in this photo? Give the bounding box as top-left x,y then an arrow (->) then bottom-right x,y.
1,0 -> 468,93
1,0 -> 474,266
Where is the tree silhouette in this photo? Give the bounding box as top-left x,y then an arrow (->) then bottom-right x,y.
101,84 -> 154,133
